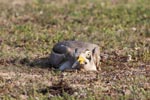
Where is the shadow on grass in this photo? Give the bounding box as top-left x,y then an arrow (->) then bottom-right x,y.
37,80 -> 77,96
19,56 -> 52,68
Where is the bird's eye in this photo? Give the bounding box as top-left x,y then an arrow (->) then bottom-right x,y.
86,53 -> 91,59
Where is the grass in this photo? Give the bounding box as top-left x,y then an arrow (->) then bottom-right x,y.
0,0 -> 150,99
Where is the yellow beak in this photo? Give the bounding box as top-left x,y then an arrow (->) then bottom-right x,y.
77,56 -> 85,64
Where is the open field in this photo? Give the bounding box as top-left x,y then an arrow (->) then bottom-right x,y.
0,0 -> 150,99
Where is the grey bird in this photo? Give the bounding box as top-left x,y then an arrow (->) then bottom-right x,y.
49,41 -> 101,71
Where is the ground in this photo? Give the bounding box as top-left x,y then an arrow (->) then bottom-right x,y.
0,0 -> 150,99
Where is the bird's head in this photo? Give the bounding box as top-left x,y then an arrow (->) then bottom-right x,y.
72,49 -> 96,71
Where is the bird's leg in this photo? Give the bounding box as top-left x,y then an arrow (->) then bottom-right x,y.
59,61 -> 72,71
71,61 -> 79,69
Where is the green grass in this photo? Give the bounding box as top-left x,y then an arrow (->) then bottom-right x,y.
0,0 -> 150,99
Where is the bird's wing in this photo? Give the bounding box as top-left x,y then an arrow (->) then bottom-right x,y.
49,51 -> 65,67
49,41 -> 76,67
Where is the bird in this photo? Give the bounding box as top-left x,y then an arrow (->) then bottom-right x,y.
49,41 -> 101,71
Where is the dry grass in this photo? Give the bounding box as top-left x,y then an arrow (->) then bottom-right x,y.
0,0 -> 150,99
